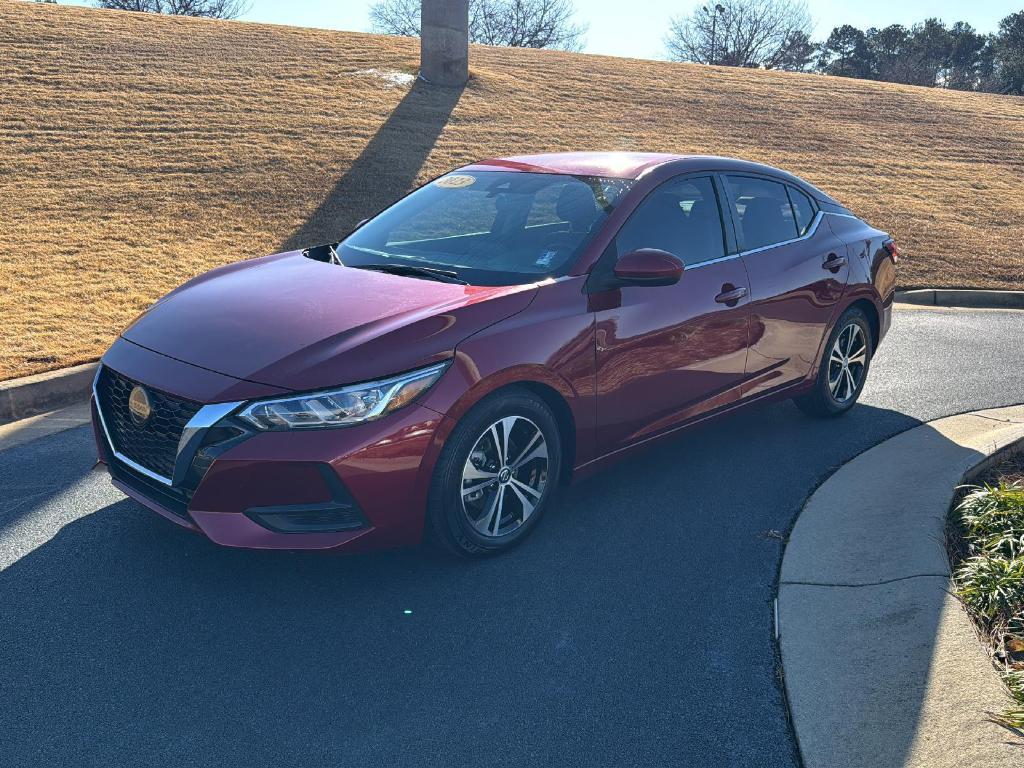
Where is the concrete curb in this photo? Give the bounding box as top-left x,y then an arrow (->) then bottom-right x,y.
0,402 -> 93,454
778,406 -> 1024,768
0,363 -> 97,426
896,288 -> 1024,309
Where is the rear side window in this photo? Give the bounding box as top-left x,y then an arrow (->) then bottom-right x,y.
787,186 -> 817,236
726,176 -> 799,251
613,176 -> 726,266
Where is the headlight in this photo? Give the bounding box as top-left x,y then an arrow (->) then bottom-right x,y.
237,361 -> 449,431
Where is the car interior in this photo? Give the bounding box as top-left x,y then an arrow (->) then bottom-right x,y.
614,181 -> 726,265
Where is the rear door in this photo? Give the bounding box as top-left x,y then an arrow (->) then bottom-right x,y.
723,175 -> 850,399
592,175 -> 751,454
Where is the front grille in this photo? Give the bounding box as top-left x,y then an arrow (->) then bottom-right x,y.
107,458 -> 191,519
96,366 -> 202,480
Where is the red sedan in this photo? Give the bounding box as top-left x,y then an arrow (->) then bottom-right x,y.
92,152 -> 897,556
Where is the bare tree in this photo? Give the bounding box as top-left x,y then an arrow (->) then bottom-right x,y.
370,0 -> 586,51
369,0 -> 420,37
92,0 -> 249,19
666,0 -> 812,68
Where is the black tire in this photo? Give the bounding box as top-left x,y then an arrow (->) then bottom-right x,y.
426,389 -> 562,557
794,307 -> 873,418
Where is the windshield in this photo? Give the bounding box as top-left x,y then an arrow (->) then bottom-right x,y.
337,171 -> 634,286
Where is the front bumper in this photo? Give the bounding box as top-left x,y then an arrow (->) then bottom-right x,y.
92,344 -> 448,551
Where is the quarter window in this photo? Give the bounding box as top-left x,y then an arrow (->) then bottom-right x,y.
787,186 -> 817,236
613,176 -> 726,266
726,176 -> 799,251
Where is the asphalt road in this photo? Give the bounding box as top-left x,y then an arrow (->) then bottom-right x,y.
3,307 -> 1024,768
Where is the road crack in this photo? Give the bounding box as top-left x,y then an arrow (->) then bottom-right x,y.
780,573 -> 950,588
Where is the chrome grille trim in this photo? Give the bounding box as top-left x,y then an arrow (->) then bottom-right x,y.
93,366 -> 243,487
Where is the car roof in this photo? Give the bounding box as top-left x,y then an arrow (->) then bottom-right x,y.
461,152 -> 680,180
459,152 -> 843,207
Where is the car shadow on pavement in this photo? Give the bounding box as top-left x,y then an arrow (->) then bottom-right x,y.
281,79 -> 465,253
0,400 -> 943,767
0,424 -> 103,542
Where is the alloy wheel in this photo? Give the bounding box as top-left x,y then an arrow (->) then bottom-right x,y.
827,323 -> 868,404
461,415 -> 549,538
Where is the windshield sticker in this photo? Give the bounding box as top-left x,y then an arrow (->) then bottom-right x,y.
535,250 -> 557,267
435,174 -> 476,189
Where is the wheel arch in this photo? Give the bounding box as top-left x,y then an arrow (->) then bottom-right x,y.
447,378 -> 578,486
421,357 -> 582,486
845,297 -> 881,351
805,292 -> 882,386
509,380 -> 577,484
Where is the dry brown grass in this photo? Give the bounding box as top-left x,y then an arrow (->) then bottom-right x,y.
2,0 -> 1024,380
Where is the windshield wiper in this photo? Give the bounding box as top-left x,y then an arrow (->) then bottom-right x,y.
351,263 -> 468,285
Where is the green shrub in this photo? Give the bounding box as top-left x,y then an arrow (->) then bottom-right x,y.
955,482 -> 1024,558
991,670 -> 1024,730
953,476 -> 1024,733
954,555 -> 1024,622
1007,670 -> 1024,701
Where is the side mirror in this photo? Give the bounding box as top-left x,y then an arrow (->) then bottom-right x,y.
613,249 -> 684,287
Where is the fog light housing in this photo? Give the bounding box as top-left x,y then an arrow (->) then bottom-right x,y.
246,504 -> 366,533
242,463 -> 369,533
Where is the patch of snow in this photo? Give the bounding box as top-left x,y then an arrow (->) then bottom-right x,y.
353,68 -> 417,88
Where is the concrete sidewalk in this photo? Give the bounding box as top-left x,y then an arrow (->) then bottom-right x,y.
779,406 -> 1024,767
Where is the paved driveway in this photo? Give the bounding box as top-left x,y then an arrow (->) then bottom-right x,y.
2,307 -> 1024,768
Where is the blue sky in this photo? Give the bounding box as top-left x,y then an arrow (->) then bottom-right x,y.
57,1 -> 1019,59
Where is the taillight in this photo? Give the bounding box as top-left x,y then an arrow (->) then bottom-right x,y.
883,239 -> 900,263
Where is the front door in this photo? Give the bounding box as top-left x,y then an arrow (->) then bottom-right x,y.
592,175 -> 751,455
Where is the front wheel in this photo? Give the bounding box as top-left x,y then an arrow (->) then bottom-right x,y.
426,390 -> 562,557
794,307 -> 873,418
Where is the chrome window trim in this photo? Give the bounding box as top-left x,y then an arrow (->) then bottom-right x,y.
738,210 -> 824,257
683,253 -> 741,271
682,210 -> 857,271
92,366 -> 242,488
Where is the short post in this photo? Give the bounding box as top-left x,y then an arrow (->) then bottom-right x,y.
420,0 -> 469,87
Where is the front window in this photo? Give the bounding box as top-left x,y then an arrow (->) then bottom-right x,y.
337,171 -> 633,286
612,176 -> 727,266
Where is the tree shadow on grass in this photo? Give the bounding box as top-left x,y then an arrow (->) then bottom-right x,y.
281,79 -> 465,253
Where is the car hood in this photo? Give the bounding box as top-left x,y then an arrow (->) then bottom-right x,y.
122,252 -> 537,391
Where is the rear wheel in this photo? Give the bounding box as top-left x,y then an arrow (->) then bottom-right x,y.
427,390 -> 562,557
794,307 -> 873,418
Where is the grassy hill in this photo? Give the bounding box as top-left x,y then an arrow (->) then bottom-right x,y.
2,0 -> 1023,380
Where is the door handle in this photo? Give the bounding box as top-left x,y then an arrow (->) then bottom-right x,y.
714,285 -> 747,305
822,253 -> 847,272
